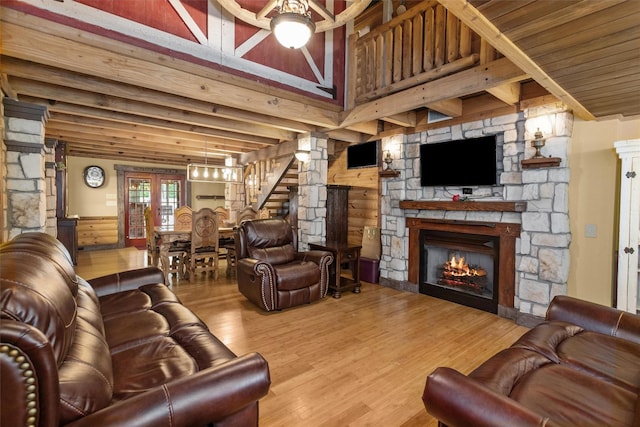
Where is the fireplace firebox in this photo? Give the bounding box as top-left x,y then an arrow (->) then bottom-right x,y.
420,230 -> 499,313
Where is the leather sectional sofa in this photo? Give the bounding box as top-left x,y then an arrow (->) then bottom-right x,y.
423,295 -> 640,426
1,232 -> 271,426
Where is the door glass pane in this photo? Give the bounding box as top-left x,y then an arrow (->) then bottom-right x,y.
160,179 -> 181,227
128,178 -> 151,239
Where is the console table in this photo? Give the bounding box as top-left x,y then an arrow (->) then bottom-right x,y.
309,240 -> 361,298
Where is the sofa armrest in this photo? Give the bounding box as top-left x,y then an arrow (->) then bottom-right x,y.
237,259 -> 277,311
295,250 -> 333,268
423,367 -> 551,427
546,295 -> 640,344
1,320 -> 60,427
65,352 -> 270,427
88,267 -> 166,297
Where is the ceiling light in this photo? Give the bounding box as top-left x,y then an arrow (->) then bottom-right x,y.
270,0 -> 316,49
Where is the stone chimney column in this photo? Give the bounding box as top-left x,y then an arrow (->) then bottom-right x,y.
297,132 -> 328,250
3,98 -> 51,239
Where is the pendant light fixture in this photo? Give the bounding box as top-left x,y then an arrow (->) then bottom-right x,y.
187,141 -> 243,183
270,0 -> 316,49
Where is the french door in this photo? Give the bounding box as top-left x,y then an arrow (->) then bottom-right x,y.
124,172 -> 185,248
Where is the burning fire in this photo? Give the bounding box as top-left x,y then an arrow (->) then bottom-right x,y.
445,255 -> 484,277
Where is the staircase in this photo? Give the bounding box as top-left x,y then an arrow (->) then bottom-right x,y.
244,155 -> 298,219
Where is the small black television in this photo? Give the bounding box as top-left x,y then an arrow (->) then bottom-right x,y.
347,140 -> 378,169
420,136 -> 498,186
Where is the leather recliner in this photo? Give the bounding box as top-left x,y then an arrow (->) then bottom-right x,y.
235,218 -> 334,311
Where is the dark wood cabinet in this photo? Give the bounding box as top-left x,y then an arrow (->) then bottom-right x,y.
57,217 -> 78,265
326,185 -> 350,244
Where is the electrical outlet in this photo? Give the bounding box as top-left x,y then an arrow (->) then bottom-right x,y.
462,187 -> 473,195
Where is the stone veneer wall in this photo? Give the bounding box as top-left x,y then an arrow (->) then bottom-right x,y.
380,105 -> 573,318
3,99 -> 52,240
297,133 -> 329,250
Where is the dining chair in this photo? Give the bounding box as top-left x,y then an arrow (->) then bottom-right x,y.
145,207 -> 187,278
237,206 -> 258,225
213,207 -> 236,277
189,207 -> 220,280
143,206 -> 159,267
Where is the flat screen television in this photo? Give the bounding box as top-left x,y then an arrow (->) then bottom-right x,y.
420,135 -> 498,186
347,140 -> 378,169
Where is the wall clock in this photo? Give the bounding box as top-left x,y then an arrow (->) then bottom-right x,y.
83,165 -> 105,188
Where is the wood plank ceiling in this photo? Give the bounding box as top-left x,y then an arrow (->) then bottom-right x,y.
1,1 -> 638,166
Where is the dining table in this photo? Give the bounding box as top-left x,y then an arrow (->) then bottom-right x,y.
154,225 -> 234,283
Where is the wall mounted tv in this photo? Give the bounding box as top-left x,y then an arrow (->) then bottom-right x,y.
420,135 -> 498,186
347,140 -> 378,169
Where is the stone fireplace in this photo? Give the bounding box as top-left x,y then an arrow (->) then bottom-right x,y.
378,105 -> 573,323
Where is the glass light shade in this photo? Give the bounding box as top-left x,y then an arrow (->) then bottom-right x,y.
270,13 -> 315,49
187,163 -> 243,183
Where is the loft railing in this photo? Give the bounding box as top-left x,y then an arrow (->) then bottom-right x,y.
348,0 -> 498,106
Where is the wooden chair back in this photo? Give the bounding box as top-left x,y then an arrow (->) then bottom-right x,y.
237,206 -> 258,225
144,206 -> 158,266
189,208 -> 220,279
174,206 -> 193,231
213,206 -> 230,223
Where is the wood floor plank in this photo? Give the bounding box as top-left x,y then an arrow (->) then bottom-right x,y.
75,247 -> 529,427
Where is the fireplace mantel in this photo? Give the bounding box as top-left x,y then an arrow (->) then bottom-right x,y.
399,200 -> 527,212
406,218 -> 521,311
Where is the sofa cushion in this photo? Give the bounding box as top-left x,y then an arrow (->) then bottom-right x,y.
0,252 -> 77,362
510,364 -> 637,427
274,261 -> 320,290
101,287 -> 238,401
249,244 -> 296,265
58,281 -> 114,423
1,233 -> 79,297
558,331 -> 640,392
99,283 -> 180,321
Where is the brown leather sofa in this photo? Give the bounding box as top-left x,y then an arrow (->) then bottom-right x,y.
1,232 -> 271,427
235,218 -> 334,311
423,295 -> 640,427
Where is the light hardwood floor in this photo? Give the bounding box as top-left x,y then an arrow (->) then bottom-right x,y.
76,247 -> 529,427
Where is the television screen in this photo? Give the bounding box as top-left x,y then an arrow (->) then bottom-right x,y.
347,140 -> 378,169
420,136 -> 497,186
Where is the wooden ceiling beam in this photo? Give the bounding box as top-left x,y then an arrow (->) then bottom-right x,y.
341,57 -> 527,127
425,99 -> 464,118
46,122 -> 246,157
487,82 -> 521,106
0,19 -> 342,128
3,63 -> 299,141
47,114 -> 268,153
22,96 -> 279,147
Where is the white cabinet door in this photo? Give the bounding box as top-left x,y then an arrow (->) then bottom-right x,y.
615,139 -> 640,313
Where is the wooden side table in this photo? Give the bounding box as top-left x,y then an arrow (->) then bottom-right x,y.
309,240 -> 361,298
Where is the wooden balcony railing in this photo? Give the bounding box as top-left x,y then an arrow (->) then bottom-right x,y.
349,0 -> 498,106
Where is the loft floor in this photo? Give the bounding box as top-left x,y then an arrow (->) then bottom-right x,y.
76,247 -> 529,427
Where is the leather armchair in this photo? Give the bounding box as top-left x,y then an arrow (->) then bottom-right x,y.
235,218 -> 334,311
